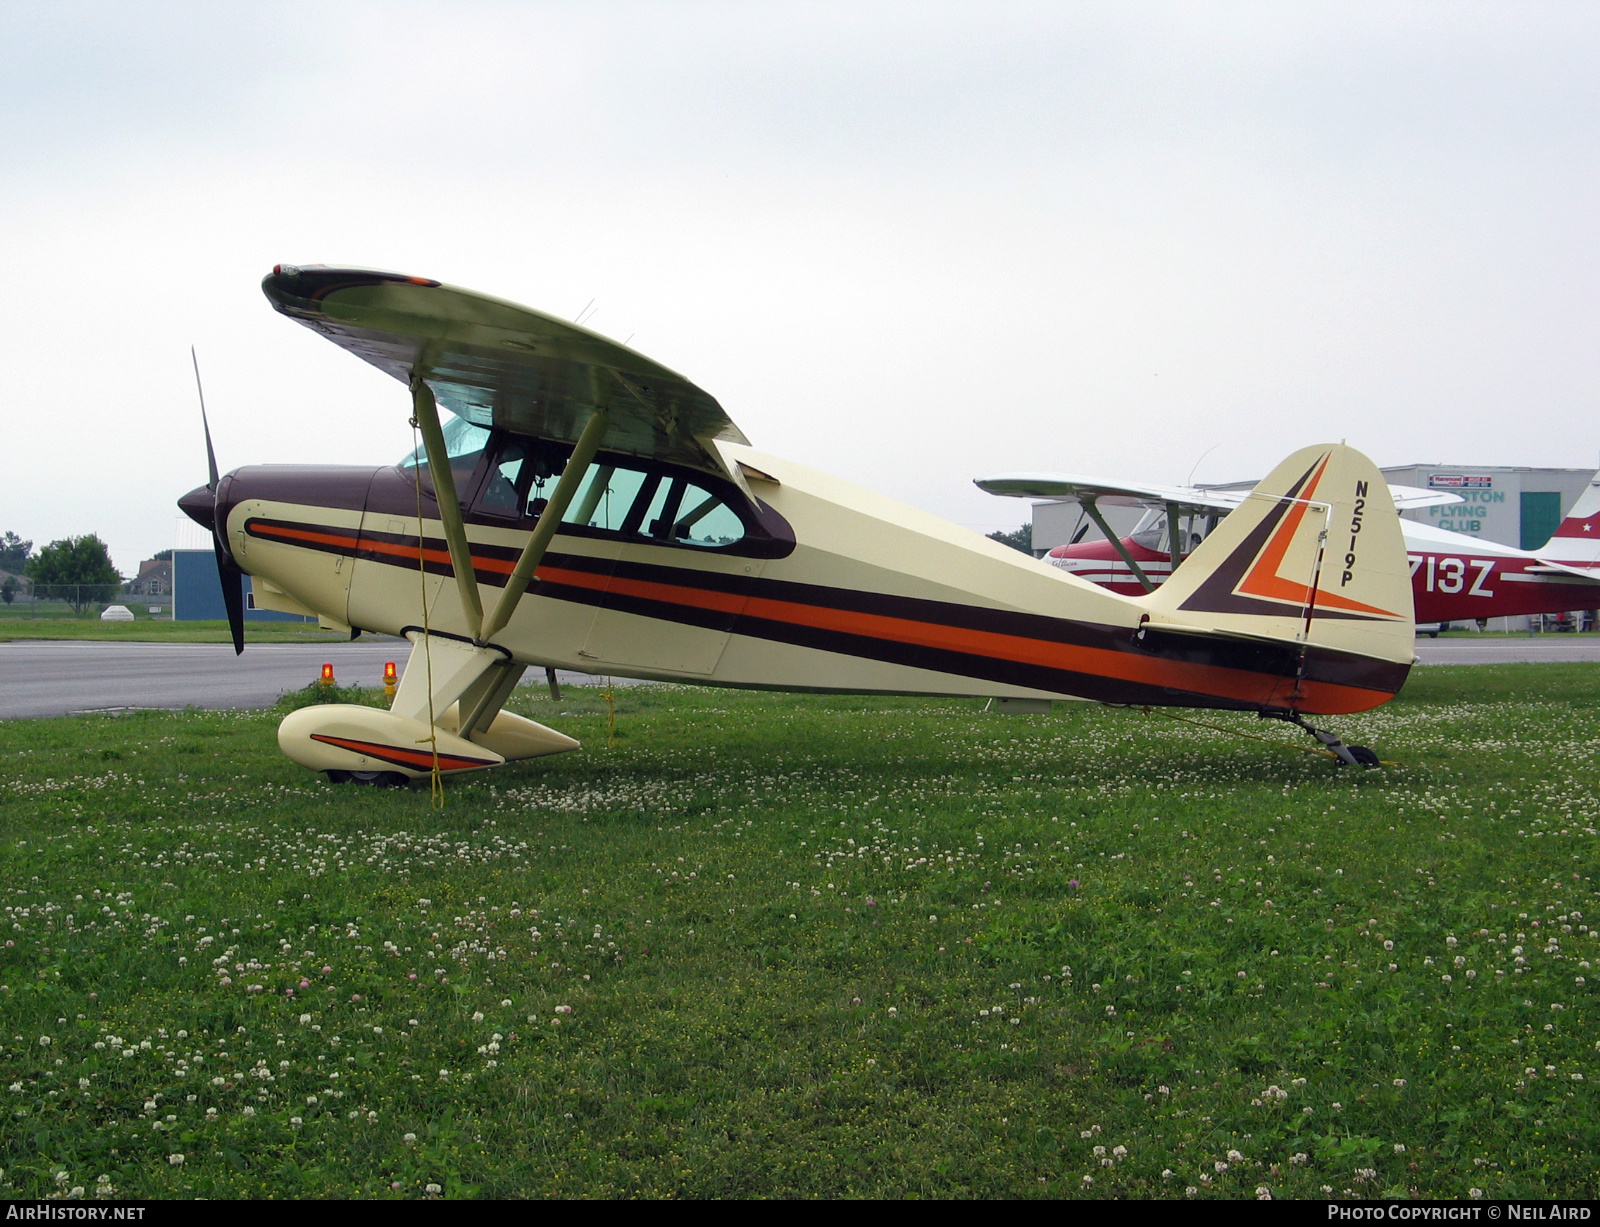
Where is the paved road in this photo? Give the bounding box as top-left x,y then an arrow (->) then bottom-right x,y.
0,640 -> 623,719
1413,639 -> 1600,665
3,636 -> 1597,720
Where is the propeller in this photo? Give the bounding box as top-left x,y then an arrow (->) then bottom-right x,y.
191,348 -> 246,655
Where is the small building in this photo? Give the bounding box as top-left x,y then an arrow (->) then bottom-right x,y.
172,549 -> 313,623
126,558 -> 173,597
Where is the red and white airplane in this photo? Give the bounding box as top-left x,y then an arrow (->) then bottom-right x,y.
977,471 -> 1600,626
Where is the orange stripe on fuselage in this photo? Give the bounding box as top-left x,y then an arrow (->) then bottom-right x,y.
536,565 -> 1390,713
252,520 -> 1393,712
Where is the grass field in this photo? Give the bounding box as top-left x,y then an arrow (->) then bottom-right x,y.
0,619 -> 363,645
0,665 -> 1596,1199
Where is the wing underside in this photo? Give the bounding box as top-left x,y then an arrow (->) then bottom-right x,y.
262,265 -> 746,477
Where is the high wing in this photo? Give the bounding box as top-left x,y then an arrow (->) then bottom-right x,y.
973,472 -> 1239,511
974,472 -> 1462,513
261,265 -> 747,478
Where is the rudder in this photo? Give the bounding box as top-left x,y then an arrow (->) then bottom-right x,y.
1142,443 -> 1414,667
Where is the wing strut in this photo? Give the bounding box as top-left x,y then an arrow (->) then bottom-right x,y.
479,408 -> 612,642
1081,497 -> 1154,593
411,376 -> 485,640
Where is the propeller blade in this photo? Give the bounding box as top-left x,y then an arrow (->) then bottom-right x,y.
215,539 -> 246,655
192,346 -> 220,491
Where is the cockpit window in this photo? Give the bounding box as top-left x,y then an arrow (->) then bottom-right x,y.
462,431 -> 753,551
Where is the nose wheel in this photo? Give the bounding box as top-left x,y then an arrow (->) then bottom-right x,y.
1265,712 -> 1381,768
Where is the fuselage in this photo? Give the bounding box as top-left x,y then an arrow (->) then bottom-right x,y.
193,430 -> 1410,716
1049,519 -> 1600,623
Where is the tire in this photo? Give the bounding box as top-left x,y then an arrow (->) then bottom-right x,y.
325,770 -> 350,784
348,770 -> 409,788
1347,745 -> 1381,768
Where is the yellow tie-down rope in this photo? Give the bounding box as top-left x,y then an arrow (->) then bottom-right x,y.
1139,706 -> 1401,768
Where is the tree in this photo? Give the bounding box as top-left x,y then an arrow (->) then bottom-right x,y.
25,535 -> 122,615
150,548 -> 173,562
0,576 -> 15,605
0,531 -> 31,572
987,524 -> 1033,555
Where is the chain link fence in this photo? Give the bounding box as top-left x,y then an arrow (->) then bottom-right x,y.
0,583 -> 173,619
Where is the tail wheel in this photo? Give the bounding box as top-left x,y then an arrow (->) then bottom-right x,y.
1347,745 -> 1381,768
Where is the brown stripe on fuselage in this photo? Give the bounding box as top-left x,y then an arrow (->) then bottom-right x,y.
245,517 -> 1407,713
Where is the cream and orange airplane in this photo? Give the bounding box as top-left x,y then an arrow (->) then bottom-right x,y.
179,266 -> 1415,782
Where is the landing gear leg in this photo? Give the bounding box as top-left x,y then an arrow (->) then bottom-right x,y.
1264,712 -> 1380,768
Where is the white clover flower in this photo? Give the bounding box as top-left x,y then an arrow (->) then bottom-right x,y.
242,1107 -> 255,1118
38,1036 -> 50,1047
290,1117 -> 303,1126
425,1183 -> 442,1195
168,1154 -> 184,1166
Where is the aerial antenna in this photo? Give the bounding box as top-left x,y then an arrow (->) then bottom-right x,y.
573,298 -> 598,326
192,346 -> 220,491
1185,441 -> 1221,488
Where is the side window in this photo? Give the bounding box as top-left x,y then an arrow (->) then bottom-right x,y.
562,464 -> 651,532
558,463 -> 747,549
672,488 -> 746,548
477,439 -> 533,519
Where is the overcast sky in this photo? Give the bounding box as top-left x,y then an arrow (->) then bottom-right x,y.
4,1 -> 1599,573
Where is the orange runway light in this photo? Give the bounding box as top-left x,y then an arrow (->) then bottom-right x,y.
320,662 -> 335,689
383,660 -> 398,700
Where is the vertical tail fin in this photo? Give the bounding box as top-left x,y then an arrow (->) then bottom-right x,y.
1142,443 -> 1414,665
1533,471 -> 1600,568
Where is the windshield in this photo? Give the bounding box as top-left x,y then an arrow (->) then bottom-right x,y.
399,418 -> 491,497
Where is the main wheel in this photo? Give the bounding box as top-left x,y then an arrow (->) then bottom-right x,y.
1347,745 -> 1381,768
348,770 -> 409,788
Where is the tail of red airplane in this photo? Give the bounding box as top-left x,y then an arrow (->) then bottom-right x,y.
1533,471 -> 1600,569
